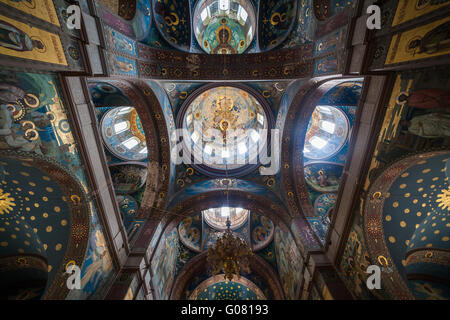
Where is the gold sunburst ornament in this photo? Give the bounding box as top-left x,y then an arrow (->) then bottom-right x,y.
0,188 -> 15,215
436,187 -> 450,211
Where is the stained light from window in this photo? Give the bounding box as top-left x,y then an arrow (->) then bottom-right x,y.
320,120 -> 335,134
114,121 -> 129,134
310,136 -> 327,149
123,137 -> 139,150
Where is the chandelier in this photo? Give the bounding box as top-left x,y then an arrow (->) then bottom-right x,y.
207,218 -> 253,282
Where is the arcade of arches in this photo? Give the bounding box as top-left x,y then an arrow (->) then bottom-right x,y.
0,0 -> 449,300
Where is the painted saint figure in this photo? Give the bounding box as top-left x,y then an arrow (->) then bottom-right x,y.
403,112 -> 450,138
397,89 -> 450,109
0,19 -> 44,52
408,21 -> 450,55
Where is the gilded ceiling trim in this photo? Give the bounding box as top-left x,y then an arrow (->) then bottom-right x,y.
136,44 -> 314,80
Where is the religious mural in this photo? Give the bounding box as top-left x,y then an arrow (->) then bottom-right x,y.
258,0 -> 297,51
314,55 -> 339,75
180,85 -> 269,173
284,0 -> 314,47
151,227 -> 181,299
0,71 -> 114,299
314,29 -> 344,57
0,0 -> 60,26
250,212 -> 274,251
304,163 -> 343,193
100,107 -> 148,161
153,0 -> 191,51
364,151 -> 450,299
107,52 -> 138,76
109,163 -> 148,194
314,192 -> 337,218
0,153 -> 88,299
178,212 -> 202,252
116,194 -> 138,231
301,81 -> 360,245
318,81 -> 362,106
392,0 -> 450,27
104,25 -> 138,57
0,14 -> 67,65
302,105 -> 350,159
273,226 -> 302,300
131,0 -> 152,41
385,16 -> 450,65
339,66 -> 450,299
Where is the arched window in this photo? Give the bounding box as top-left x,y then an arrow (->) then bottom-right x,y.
303,106 -> 349,160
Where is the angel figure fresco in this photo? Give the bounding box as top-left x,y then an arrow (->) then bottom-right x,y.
0,18 -> 44,52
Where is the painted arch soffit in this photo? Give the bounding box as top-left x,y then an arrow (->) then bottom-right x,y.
89,80 -> 172,217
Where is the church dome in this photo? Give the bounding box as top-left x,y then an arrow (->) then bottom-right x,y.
101,107 -> 148,161
193,0 -> 256,54
179,85 -> 270,176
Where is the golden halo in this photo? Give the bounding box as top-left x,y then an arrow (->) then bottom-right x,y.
30,36 -> 46,53
46,111 -> 56,122
396,91 -> 410,105
71,194 -> 81,205
377,255 -> 389,267
8,103 -> 25,121
21,120 -> 35,130
372,191 -> 382,200
24,128 -> 38,141
216,25 -> 232,43
406,36 -> 422,54
219,119 -> 229,131
65,260 -> 76,271
24,93 -> 40,108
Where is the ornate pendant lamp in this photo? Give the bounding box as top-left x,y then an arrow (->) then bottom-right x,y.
207,217 -> 253,281
206,164 -> 253,281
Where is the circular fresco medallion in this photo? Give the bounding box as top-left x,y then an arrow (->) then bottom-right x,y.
179,85 -> 271,176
